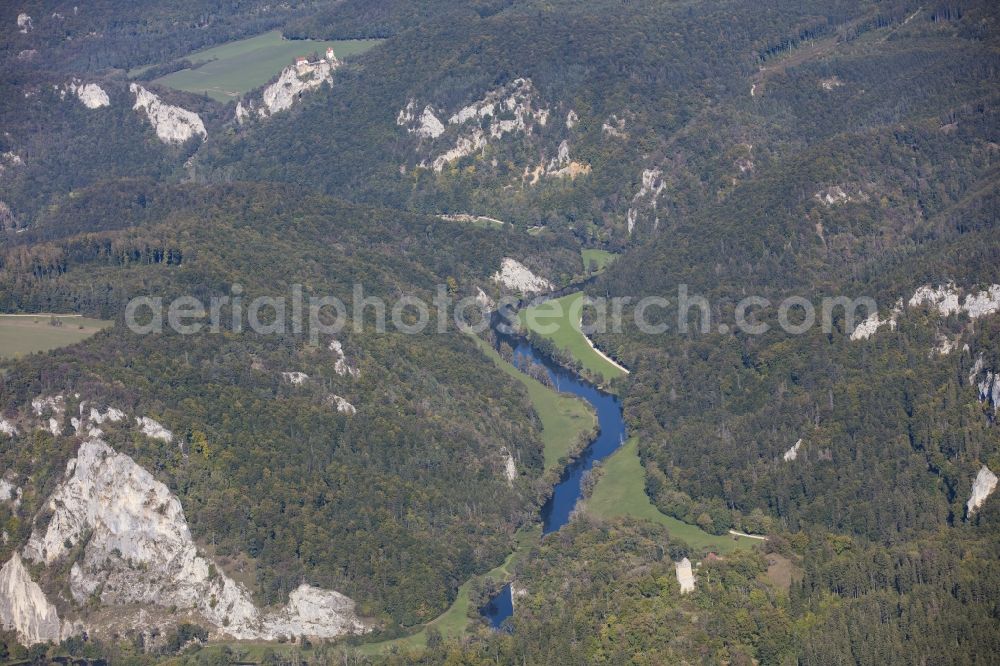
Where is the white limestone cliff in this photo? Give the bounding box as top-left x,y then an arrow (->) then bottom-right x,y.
783,438 -> 803,462
492,258 -> 553,293
69,82 -> 110,109
136,416 -> 173,443
0,553 -> 61,645
261,58 -> 337,116
329,340 -> 360,377
21,438 -> 366,640
130,84 -> 206,144
627,168 -> 666,234
403,78 -> 551,171
282,371 -> 310,385
331,395 -> 356,415
966,466 -> 998,516
397,100 -> 445,138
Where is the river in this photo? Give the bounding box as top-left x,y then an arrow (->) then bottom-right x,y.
482,327 -> 628,629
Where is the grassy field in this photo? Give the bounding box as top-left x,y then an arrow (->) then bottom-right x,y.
581,248 -> 618,274
519,291 -> 628,384
587,438 -> 758,554
472,335 -> 595,469
0,315 -> 112,359
146,31 -> 382,102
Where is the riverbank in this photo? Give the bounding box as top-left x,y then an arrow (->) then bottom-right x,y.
517,291 -> 629,384
586,438 -> 759,553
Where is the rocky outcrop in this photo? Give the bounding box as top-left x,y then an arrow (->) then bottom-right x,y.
397,101 -> 445,139
0,553 -> 61,645
262,585 -> 365,638
492,258 -> 553,293
22,438 -> 365,641
402,78 -> 551,172
282,371 -> 309,385
967,466 -> 998,516
0,478 -> 22,507
329,340 -> 360,377
260,57 -> 338,116
499,447 -> 517,485
524,139 -> 591,184
130,84 -> 206,144
16,13 -> 32,33
627,168 -> 666,234
601,114 -> 627,138
68,81 -> 110,109
851,284 -> 1000,345
675,558 -> 695,594
814,185 -> 866,206
783,438 -> 803,461
328,395 -> 356,415
850,300 -> 901,340
0,419 -> 17,437
135,416 -> 173,443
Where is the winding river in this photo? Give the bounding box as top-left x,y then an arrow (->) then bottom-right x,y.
481,326 -> 628,629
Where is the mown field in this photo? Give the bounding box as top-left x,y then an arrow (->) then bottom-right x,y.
148,30 -> 382,101
519,291 -> 628,383
0,315 -> 112,359
581,248 -> 617,274
587,438 -> 758,553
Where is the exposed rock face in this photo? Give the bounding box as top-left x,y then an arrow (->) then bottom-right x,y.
136,416 -> 173,443
69,82 -> 110,109
525,139 -> 591,184
262,585 -> 365,638
783,438 -> 803,462
16,13 -> 32,33
814,185 -> 866,205
235,100 -> 252,124
130,84 -> 206,144
601,114 -> 627,138
627,168 -> 666,234
850,299 -> 902,340
910,283 -> 1000,319
820,76 -> 844,91
329,395 -> 356,415
22,438 -> 365,641
329,340 -> 360,377
261,58 -> 337,116
397,101 -> 445,138
852,284 -> 1000,345
0,478 -> 22,507
89,406 -> 124,424
0,419 -> 18,437
967,466 -> 998,516
500,447 -> 518,485
282,371 -> 310,385
675,558 -> 695,594
401,78 -> 551,172
565,109 -> 578,129
0,553 -> 62,645
492,258 -> 553,293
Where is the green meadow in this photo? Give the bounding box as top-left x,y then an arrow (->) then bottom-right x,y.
146,31 -> 382,102
581,248 -> 617,274
0,315 -> 112,359
519,291 -> 628,383
587,438 -> 758,553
